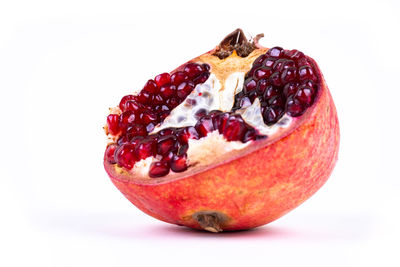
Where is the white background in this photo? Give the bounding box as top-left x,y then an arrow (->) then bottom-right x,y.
1,0 -> 399,266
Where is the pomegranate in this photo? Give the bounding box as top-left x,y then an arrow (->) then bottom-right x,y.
104,29 -> 339,232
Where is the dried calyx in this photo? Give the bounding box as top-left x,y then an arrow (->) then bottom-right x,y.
212,28 -> 264,59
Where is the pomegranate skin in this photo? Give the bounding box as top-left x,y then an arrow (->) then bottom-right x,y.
104,57 -> 339,231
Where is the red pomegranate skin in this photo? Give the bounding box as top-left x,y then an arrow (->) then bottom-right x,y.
104,57 -> 339,230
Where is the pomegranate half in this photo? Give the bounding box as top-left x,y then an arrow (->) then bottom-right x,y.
104,29 -> 339,232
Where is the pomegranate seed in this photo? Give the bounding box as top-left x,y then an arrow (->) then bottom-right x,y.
105,144 -> 117,164
137,91 -> 154,104
195,116 -> 214,137
107,114 -> 120,135
283,82 -> 298,97
269,72 -> 282,87
130,136 -> 144,146
157,135 -> 177,155
115,144 -> 136,169
264,58 -> 276,68
302,80 -> 315,88
160,84 -> 176,98
202,63 -> 210,71
153,94 -> 164,105
273,59 -> 287,72
263,106 -> 284,125
135,138 -> 156,160
166,98 -> 179,109
244,78 -> 257,93
223,115 -> 247,141
286,97 -> 305,117
171,154 -> 187,172
215,112 -> 230,133
267,47 -> 283,58
119,111 -> 136,130
176,126 -> 199,144
171,71 -> 188,85
281,67 -> 297,84
282,60 -> 296,69
176,81 -> 195,99
263,86 -> 280,99
248,91 -> 258,102
126,124 -> 147,138
119,95 -> 136,111
297,57 -> 310,67
161,151 -> 174,162
140,110 -> 158,124
257,79 -> 268,94
143,79 -> 158,94
149,161 -> 170,178
295,86 -> 314,106
184,63 -> 204,78
117,135 -> 129,145
193,72 -> 210,84
154,73 -> 171,87
124,100 -> 141,113
268,95 -> 285,107
254,67 -> 272,80
299,66 -> 316,81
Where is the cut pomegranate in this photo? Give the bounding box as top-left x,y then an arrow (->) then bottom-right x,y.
104,29 -> 339,233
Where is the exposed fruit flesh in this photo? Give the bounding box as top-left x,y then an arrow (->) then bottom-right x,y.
105,46 -> 320,179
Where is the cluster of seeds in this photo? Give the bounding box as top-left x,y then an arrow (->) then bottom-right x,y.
107,62 -> 211,137
105,126 -> 196,178
233,47 -> 319,125
105,62 -> 212,177
106,109 -> 263,178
